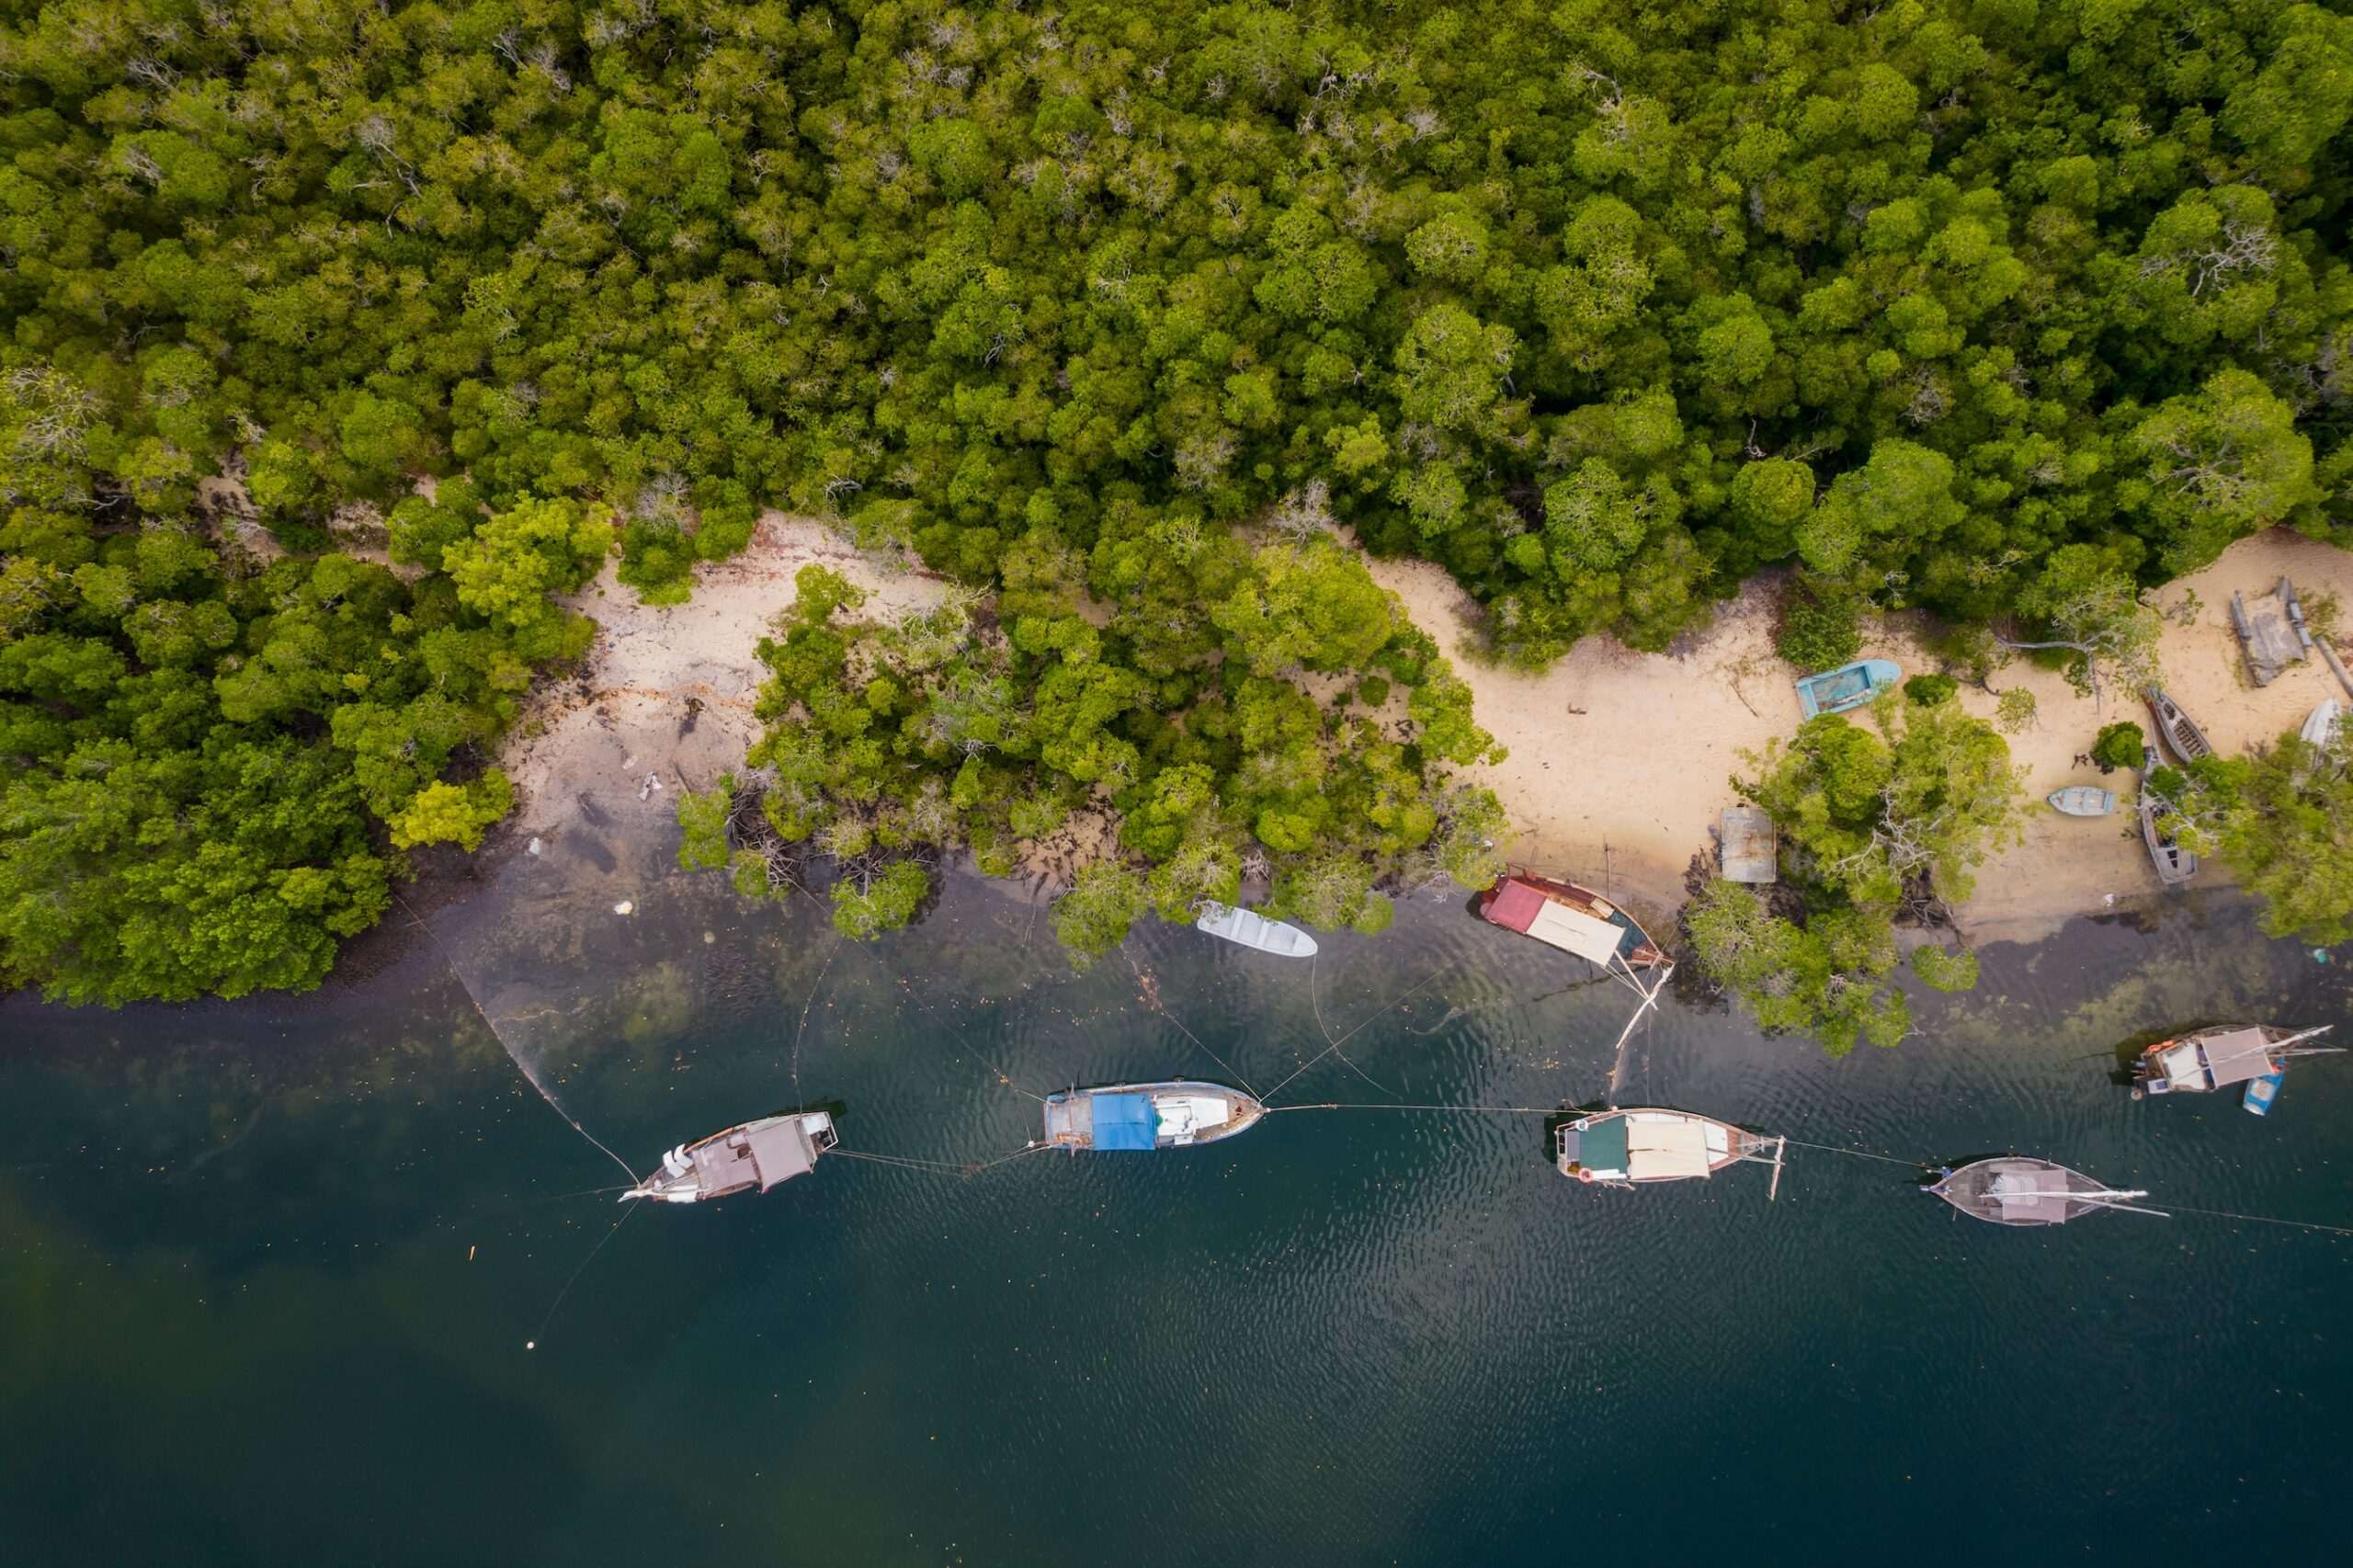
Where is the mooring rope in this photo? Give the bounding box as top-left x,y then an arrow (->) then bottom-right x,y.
1262,963 -> 1450,1105
1779,1137 -> 1932,1167
833,1142 -> 1055,1178
789,933 -> 845,1100
393,892 -> 642,1187
1128,952 -> 1258,1099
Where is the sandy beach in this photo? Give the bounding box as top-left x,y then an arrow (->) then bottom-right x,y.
499,515 -> 2353,945
1366,527 -> 2353,945
496,513 -> 948,892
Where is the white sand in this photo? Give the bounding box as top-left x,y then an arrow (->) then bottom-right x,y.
1365,528 -> 2353,943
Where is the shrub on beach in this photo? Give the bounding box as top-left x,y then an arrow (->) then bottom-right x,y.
2092,722 -> 2147,771
1904,674 -> 1958,708
1776,580 -> 1864,672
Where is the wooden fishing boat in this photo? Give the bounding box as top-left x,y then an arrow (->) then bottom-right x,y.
2130,1023 -> 2338,1101
1194,902 -> 1317,958
1478,872 -> 1665,969
1926,1158 -> 2163,1226
1556,1108 -> 1786,1199
2139,747 -> 2196,885
1794,658 -> 1902,719
2047,785 -> 2116,817
2244,1066 -> 2285,1117
2144,687 -> 2214,764
622,1111 -> 837,1203
1041,1081 -> 1265,1152
2301,699 -> 2341,751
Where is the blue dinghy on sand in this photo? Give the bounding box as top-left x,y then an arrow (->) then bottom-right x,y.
1794,659 -> 1901,719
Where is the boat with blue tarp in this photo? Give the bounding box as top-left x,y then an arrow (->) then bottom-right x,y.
1041,1081 -> 1265,1152
1793,659 -> 1901,719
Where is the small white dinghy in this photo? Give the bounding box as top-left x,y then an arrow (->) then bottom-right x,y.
1195,902 -> 1317,958
2302,699 -> 2342,751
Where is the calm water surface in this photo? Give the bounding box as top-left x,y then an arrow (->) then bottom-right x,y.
4,870 -> 2348,1565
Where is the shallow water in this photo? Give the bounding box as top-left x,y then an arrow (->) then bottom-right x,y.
4,876 -> 2348,1564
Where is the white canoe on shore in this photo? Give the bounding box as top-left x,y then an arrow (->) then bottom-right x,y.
1195,902 -> 1318,958
2302,699 -> 2342,751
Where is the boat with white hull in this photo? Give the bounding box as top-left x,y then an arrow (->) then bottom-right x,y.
622,1112 -> 837,1202
1927,1157 -> 2163,1226
1195,902 -> 1317,958
1041,1081 -> 1265,1152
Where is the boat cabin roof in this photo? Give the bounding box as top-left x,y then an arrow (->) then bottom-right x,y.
698,1119 -> 814,1192
2174,1021 -> 2268,1083
1984,1165 -> 2075,1223
1088,1093 -> 1158,1151
1483,878 -> 1643,964
1568,1112 -> 1726,1180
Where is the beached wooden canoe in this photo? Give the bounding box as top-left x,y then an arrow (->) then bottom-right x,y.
2144,687 -> 2214,764
1041,1081 -> 1265,1152
1555,1108 -> 1785,1198
2139,747 -> 2196,886
2047,786 -> 2116,817
1926,1158 -> 2161,1226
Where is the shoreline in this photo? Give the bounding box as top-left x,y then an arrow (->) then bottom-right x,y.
494,519 -> 2353,951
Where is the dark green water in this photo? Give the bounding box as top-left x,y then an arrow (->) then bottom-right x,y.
5,872 -> 2350,1565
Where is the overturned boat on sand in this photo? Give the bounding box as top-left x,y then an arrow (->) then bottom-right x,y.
623,1111 -> 838,1203
1556,1108 -> 1786,1199
1042,1081 -> 1265,1152
1927,1158 -> 2163,1226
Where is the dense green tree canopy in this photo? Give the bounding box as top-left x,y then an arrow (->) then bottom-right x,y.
8,0 -> 2353,994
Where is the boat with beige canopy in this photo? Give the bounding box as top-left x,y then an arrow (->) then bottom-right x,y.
1555,1108 -> 1787,1199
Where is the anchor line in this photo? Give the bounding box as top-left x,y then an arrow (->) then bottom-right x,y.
789,934 -> 846,1100
1263,963 -> 1452,1106
1129,951 -> 1257,1099
833,1142 -> 1052,1178
528,1200 -> 638,1349
849,940 -> 1048,1104
1267,1101 -> 1561,1116
2141,1203 -> 2353,1239
392,892 -> 640,1187
1778,1138 -> 1933,1167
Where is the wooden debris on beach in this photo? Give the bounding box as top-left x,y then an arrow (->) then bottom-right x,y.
2230,583 -> 2308,687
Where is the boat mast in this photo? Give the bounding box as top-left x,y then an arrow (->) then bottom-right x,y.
2071,1190 -> 2169,1218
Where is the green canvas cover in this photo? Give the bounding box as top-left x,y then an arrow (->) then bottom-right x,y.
1575,1116 -> 1628,1171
